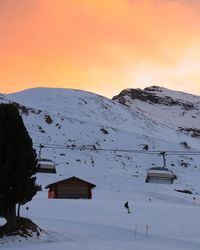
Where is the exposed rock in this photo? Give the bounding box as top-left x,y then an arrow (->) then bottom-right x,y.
38,126 -> 45,133
180,141 -> 190,149
113,87 -> 196,110
0,217 -> 43,238
13,103 -> 42,116
179,127 -> 200,138
100,128 -> 109,134
44,114 -> 53,124
175,189 -> 192,194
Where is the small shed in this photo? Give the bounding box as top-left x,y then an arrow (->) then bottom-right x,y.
38,159 -> 56,173
45,176 -> 96,199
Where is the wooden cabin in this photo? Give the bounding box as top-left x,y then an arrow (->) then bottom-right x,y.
145,167 -> 175,184
45,176 -> 96,199
38,159 -> 56,173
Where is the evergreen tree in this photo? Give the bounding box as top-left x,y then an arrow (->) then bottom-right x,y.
0,104 -> 38,230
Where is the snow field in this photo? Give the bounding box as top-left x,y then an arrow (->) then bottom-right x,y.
1,185 -> 200,250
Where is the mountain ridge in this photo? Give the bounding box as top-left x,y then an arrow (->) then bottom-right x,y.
113,86 -> 200,138
0,86 -> 200,192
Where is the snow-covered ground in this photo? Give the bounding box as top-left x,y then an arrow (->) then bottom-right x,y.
0,87 -> 200,249
1,186 -> 200,250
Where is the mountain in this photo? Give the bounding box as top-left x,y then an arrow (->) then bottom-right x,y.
0,86 -> 198,189
113,86 -> 200,139
0,86 -> 200,249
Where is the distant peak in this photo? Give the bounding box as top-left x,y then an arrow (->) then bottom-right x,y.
112,86 -> 197,110
144,86 -> 164,92
113,85 -> 164,98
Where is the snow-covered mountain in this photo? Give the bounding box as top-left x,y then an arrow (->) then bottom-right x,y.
0,86 -> 199,189
1,86 -> 200,249
113,86 -> 200,139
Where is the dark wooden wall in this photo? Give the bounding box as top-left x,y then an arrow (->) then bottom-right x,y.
51,178 -> 92,199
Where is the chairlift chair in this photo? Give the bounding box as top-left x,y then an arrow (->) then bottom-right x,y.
37,158 -> 57,173
145,152 -> 176,184
145,167 -> 175,184
37,145 -> 57,173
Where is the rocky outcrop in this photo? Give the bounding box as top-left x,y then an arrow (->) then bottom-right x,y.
113,86 -> 200,139
112,86 -> 196,110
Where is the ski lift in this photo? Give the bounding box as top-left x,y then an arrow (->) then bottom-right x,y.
37,144 -> 57,173
145,152 -> 176,184
38,158 -> 57,173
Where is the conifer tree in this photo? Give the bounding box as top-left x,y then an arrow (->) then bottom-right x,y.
0,104 -> 38,230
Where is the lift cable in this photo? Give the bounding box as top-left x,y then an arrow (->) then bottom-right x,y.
33,142 -> 200,156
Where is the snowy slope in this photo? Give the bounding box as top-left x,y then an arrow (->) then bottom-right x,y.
4,87 -> 199,186
113,86 -> 200,138
0,86 -> 200,249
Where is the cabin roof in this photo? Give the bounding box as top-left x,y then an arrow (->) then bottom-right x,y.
45,176 -> 96,189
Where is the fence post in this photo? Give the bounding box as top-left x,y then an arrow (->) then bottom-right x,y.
146,225 -> 149,238
134,224 -> 137,238
26,206 -> 29,217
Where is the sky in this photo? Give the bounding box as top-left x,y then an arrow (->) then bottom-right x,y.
1,0 -> 200,97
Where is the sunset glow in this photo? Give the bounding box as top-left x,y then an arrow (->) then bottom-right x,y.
1,0 -> 200,97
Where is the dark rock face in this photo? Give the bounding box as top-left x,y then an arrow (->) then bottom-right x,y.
0,95 -> 42,116
179,127 -> 200,138
112,86 -> 196,110
44,114 -> 53,124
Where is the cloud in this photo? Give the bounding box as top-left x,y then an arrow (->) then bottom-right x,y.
0,0 -> 200,96
153,0 -> 200,8
128,0 -> 200,6
166,0 -> 200,3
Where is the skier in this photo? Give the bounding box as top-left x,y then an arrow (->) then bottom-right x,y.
124,201 -> 131,214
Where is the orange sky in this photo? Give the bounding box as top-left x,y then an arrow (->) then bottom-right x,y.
1,0 -> 200,97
